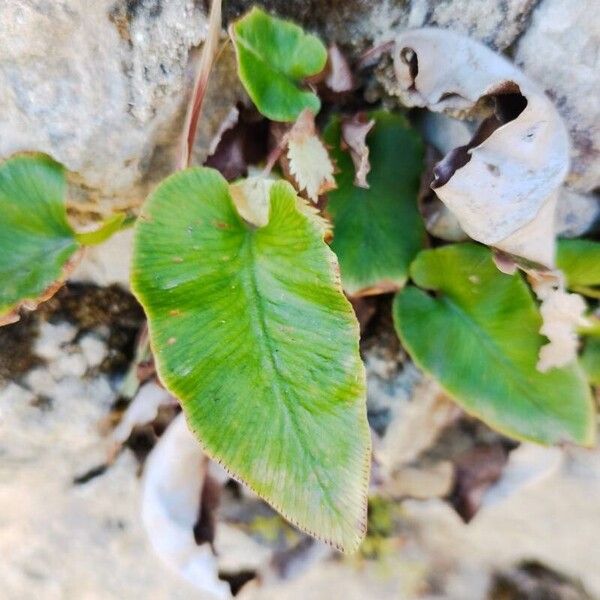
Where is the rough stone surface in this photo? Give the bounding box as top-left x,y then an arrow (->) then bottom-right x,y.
0,325 -> 201,599
556,188 -> 600,238
403,447 -> 600,598
0,0 -> 209,218
515,0 -> 600,193
2,312 -> 600,598
224,0 -> 536,55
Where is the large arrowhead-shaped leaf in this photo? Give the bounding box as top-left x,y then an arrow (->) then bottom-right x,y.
231,7 -> 327,122
0,154 -> 79,323
324,112 -> 425,296
132,168 -> 370,551
393,243 -> 595,445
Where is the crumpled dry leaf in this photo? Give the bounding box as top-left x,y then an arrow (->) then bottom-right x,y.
341,113 -> 375,188
229,176 -> 274,227
393,28 -> 570,267
287,109 -> 336,202
205,107 -> 270,182
142,413 -> 231,598
418,145 -> 468,242
529,272 -> 589,372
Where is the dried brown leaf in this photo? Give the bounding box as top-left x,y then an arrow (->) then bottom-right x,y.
287,110 -> 336,202
393,28 -> 570,268
341,113 -> 375,188
205,107 -> 269,181
229,176 -> 273,227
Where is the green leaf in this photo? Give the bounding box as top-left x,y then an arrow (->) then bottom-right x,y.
0,154 -> 79,322
231,7 -> 327,122
324,112 -> 425,296
132,168 -> 370,551
393,243 -> 595,445
582,338 -> 600,386
557,239 -> 600,296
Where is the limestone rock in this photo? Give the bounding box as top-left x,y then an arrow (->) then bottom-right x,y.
0,320 -> 200,598
0,1 -> 221,219
224,0 -> 536,56
515,0 -> 600,192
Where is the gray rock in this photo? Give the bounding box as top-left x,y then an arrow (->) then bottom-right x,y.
225,0 -> 536,55
515,0 -> 600,193
0,1 -> 213,218
406,0 -> 537,50
0,0 -> 541,224
556,188 -> 600,238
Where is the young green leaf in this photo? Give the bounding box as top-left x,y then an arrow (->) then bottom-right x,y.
581,338 -> 600,387
231,7 -> 327,122
324,111 -> 425,296
132,168 -> 370,552
393,243 -> 595,446
0,153 -> 130,325
0,154 -> 79,324
557,239 -> 600,296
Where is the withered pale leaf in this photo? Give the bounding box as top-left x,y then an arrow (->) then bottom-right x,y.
229,176 -> 274,227
393,28 -> 570,267
341,113 -> 375,188
287,109 -> 336,202
142,414 -> 231,597
529,271 -> 589,372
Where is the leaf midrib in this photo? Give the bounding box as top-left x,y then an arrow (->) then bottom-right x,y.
240,232 -> 339,516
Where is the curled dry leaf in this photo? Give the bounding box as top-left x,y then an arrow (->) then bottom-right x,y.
492,250 -> 518,276
205,107 -> 270,182
142,413 -> 231,598
229,176 -> 274,227
529,272 -> 589,372
393,28 -> 570,267
341,113 -> 375,188
287,109 -> 336,202
418,145 -> 468,242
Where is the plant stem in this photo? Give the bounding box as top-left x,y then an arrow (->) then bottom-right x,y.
75,213 -> 132,246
